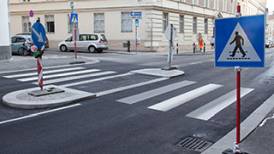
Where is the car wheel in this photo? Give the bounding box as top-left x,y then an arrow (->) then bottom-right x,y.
60,45 -> 68,52
18,48 -> 28,56
88,46 -> 96,53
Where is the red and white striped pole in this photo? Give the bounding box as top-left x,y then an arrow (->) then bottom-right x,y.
37,57 -> 43,91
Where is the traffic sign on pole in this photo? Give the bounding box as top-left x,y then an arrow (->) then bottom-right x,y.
70,12 -> 78,24
31,20 -> 46,91
31,21 -> 46,49
130,11 -> 142,19
215,15 -> 265,68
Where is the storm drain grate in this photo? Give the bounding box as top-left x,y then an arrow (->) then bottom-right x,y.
176,136 -> 213,152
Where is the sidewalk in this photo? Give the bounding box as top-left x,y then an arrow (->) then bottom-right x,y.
241,108 -> 274,154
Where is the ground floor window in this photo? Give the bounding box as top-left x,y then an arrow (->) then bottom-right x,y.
45,15 -> 55,33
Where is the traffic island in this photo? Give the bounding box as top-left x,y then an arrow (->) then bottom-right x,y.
131,68 -> 184,78
2,85 -> 96,109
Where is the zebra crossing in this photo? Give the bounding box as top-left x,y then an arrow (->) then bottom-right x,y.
1,65 -> 259,121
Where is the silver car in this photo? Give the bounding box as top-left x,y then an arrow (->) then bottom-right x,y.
11,35 -> 32,56
58,34 -> 108,53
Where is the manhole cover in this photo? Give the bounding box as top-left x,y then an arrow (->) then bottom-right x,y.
176,136 -> 213,152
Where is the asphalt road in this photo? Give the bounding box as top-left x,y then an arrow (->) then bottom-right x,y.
0,49 -> 273,154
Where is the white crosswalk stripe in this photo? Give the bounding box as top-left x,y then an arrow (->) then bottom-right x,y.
33,71 -> 116,85
148,84 -> 223,112
97,77 -> 168,97
186,88 -> 254,121
18,69 -> 100,82
117,80 -> 196,104
3,67 -> 85,78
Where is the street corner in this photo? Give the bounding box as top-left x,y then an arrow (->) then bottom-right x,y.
130,68 -> 185,78
2,85 -> 96,109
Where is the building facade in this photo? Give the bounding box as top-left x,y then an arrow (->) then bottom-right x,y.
9,0 -> 266,52
267,13 -> 274,41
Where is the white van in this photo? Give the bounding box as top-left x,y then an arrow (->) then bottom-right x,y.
58,34 -> 108,53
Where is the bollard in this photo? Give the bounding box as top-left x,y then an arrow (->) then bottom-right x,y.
176,43 -> 179,55
193,43 -> 196,54
203,42 -> 206,53
127,40 -> 130,52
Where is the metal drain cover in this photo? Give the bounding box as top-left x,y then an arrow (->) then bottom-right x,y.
176,136 -> 213,152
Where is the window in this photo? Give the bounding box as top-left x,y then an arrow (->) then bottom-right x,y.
185,0 -> 192,4
121,12 -> 132,32
88,34 -> 98,41
163,13 -> 169,32
204,18 -> 208,34
198,0 -> 204,7
205,0 -> 209,7
193,17 -> 197,34
45,15 -> 55,33
179,15 -> 184,33
22,16 -> 31,33
209,0 -> 215,9
218,0 -> 223,11
94,13 -> 105,33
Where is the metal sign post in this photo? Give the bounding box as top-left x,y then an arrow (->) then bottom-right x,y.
164,24 -> 177,70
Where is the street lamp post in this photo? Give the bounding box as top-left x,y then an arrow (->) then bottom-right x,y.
0,0 -> 12,60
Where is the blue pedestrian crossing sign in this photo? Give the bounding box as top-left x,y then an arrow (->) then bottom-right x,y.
31,21 -> 46,49
215,15 -> 265,67
70,12 -> 78,24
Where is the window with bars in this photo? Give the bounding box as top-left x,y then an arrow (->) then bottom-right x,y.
121,12 -> 133,32
179,15 -> 184,33
22,16 -> 31,33
94,13 -> 105,33
163,12 -> 169,32
193,17 -> 197,34
45,15 -> 55,33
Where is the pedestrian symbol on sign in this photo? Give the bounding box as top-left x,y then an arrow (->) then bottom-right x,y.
229,31 -> 246,58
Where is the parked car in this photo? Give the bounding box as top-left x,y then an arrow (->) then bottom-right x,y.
266,40 -> 274,48
16,32 -> 49,48
11,35 -> 32,56
58,34 -> 108,53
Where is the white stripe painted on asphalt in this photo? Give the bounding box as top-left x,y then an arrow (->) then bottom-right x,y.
0,60 -> 99,75
0,104 -> 81,125
187,88 -> 254,121
97,78 -> 168,97
18,69 -> 100,82
202,94 -> 274,154
62,72 -> 133,87
117,80 -> 196,104
148,84 -> 223,112
34,71 -> 116,85
4,67 -> 85,78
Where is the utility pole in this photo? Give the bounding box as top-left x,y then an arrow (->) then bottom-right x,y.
0,0 -> 12,60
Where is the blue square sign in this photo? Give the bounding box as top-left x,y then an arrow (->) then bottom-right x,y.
215,15 -> 265,67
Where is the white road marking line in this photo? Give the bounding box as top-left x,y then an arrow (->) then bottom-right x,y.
19,69 -> 100,82
4,67 -> 85,78
0,60 -> 99,75
148,84 -> 223,112
97,78 -> 168,97
117,80 -> 196,104
62,73 -> 133,88
187,88 -> 254,121
0,104 -> 81,126
34,71 -> 116,85
202,94 -> 274,154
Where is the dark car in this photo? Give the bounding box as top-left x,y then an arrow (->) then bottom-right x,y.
16,33 -> 49,48
11,35 -> 32,56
